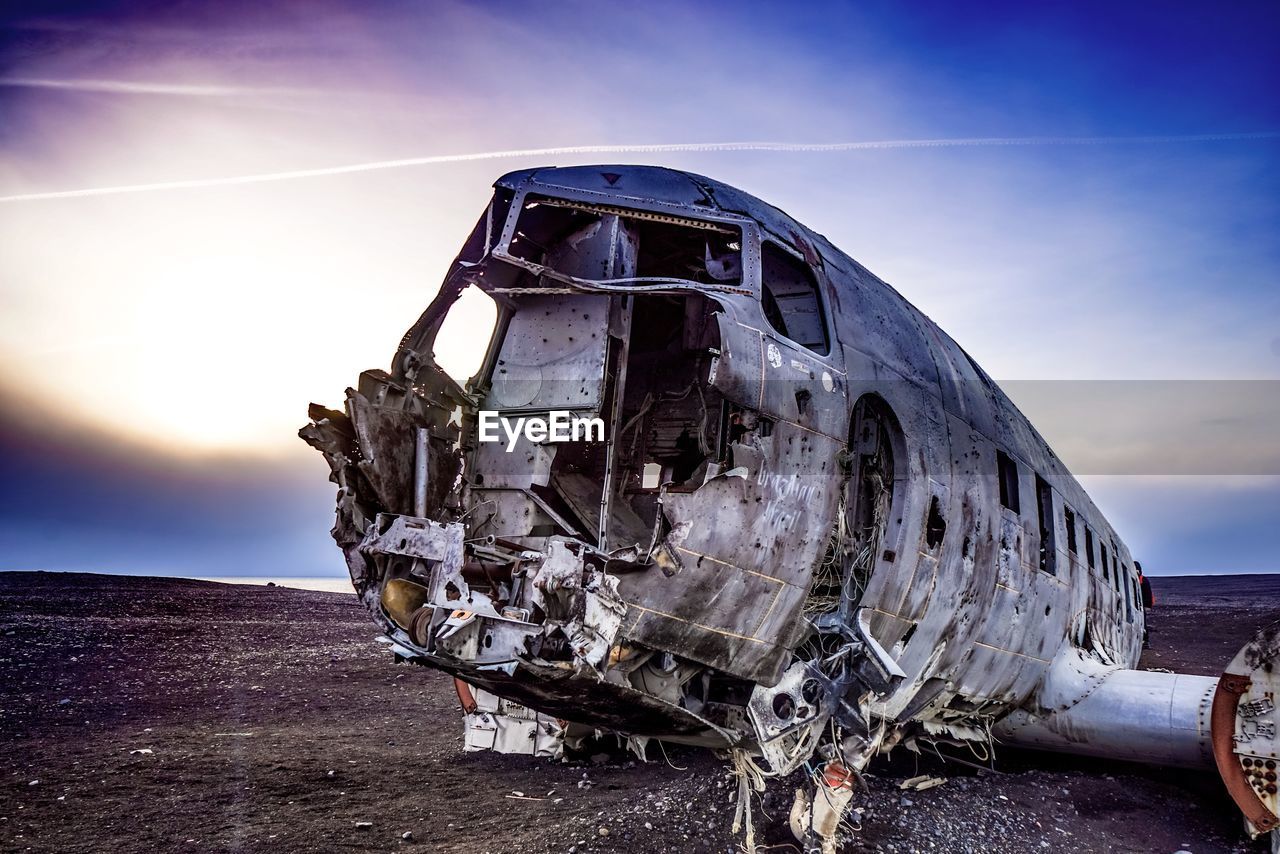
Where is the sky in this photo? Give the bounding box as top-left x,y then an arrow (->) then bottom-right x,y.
0,0 -> 1277,577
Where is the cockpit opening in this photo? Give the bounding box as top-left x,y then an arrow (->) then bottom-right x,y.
507,196 -> 743,288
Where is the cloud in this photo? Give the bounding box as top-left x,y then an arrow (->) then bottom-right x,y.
0,76 -> 329,98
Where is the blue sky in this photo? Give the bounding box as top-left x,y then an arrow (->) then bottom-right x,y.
0,0 -> 1277,576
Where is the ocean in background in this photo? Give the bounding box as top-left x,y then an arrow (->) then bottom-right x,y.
0,570 -> 357,594
198,576 -> 355,594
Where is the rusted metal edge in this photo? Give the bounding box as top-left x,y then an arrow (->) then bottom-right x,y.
1211,672 -> 1279,832
454,677 -> 479,714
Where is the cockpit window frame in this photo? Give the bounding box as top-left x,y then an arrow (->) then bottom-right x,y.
477,183 -> 835,358
758,239 -> 832,356
485,186 -> 761,297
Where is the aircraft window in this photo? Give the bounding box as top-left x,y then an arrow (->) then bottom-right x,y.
925,496 -> 947,550
456,189 -> 515,264
641,462 -> 663,490
1085,526 -> 1096,569
761,242 -> 829,354
1100,543 -> 1110,581
1035,474 -> 1056,575
1122,562 -> 1133,621
1110,545 -> 1121,592
1064,506 -> 1078,554
996,451 -> 1020,513
433,286 -> 498,385
509,196 -> 741,287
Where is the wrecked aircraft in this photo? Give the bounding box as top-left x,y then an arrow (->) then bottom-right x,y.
303,166 -> 1279,851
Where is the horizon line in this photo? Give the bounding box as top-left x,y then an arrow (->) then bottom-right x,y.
3,567 -> 1274,579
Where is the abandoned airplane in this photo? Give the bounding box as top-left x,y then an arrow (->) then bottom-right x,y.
302,166 -> 1279,851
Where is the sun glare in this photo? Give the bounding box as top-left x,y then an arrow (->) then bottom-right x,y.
1,170 -> 493,455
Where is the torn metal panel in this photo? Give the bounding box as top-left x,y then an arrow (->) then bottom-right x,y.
461,684 -> 564,758
483,292 -> 612,411
616,420 -> 842,685
528,537 -> 627,674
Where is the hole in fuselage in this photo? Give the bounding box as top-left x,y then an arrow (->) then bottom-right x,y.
801,678 -> 822,705
805,395 -> 903,621
926,496 -> 947,550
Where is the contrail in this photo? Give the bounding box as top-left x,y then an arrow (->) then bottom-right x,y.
0,76 -> 324,98
3,132 -> 1277,203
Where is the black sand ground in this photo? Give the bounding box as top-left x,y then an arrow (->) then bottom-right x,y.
1,572 -> 1276,854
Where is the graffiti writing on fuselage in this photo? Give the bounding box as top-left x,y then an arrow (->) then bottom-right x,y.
758,469 -> 819,535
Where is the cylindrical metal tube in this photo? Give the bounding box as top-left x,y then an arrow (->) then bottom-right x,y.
993,669 -> 1218,769
413,427 -> 429,518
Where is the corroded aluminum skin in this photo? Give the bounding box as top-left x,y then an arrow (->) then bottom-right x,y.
483,166 -> 1143,703
304,164 -> 1149,756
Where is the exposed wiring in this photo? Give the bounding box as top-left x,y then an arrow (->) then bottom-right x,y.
656,738 -> 687,771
